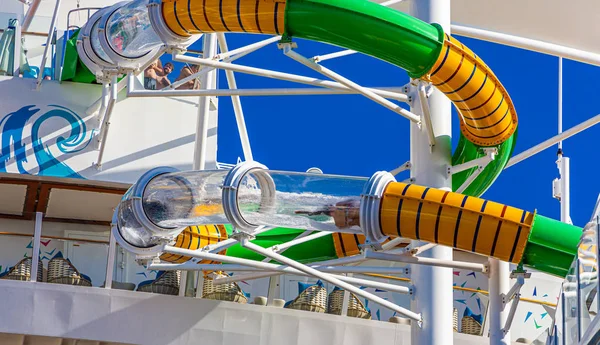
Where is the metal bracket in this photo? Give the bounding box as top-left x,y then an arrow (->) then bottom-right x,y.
390,161 -> 411,176
500,270 -> 530,335
277,41 -> 298,51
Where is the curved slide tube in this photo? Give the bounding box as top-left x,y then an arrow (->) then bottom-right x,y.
150,177 -> 580,277
158,0 -> 518,196
85,0 -> 582,278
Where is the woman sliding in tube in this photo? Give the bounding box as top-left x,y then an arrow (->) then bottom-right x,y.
295,199 -> 360,230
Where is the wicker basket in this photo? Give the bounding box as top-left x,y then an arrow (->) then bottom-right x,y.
47,257 -> 92,287
461,315 -> 483,335
327,289 -> 371,319
0,257 -> 43,282
453,308 -> 458,332
202,273 -> 247,303
137,271 -> 181,295
285,285 -> 327,313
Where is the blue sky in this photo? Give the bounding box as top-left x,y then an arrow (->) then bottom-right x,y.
161,33 -> 600,227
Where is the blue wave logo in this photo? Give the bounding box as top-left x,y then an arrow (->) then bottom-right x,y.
0,104 -> 93,178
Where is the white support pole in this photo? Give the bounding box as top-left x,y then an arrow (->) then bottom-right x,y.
283,47 -> 421,123
215,254 -> 369,284
30,212 -> 43,282
104,232 -> 117,289
95,75 -> 118,169
12,19 -> 21,76
215,238 -> 409,285
158,246 -> 411,295
172,54 -> 410,102
152,262 -> 411,275
178,270 -> 188,296
560,157 -> 571,224
35,0 -> 61,90
366,251 -> 487,272
341,274 -> 352,316
417,82 -> 436,147
216,33 -> 253,161
129,86 -> 409,99
186,34 -> 219,296
556,57 -> 571,225
313,49 -> 357,63
193,34 -> 219,171
214,35 -> 281,61
506,113 -> 600,168
22,0 -> 41,32
489,259 -> 511,345
451,25 -> 600,67
558,57 -> 563,152
241,240 -> 421,321
410,1 -> 453,344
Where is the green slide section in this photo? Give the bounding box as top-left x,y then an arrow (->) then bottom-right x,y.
524,215 -> 582,277
283,0 -> 513,198
61,30 -> 97,83
222,224 -> 339,264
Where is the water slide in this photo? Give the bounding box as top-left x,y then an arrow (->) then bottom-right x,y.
77,0 -> 583,277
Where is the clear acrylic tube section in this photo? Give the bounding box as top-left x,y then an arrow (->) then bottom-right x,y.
142,170 -> 230,228
238,171 -> 366,233
90,17 -> 113,63
104,0 -> 162,59
117,187 -> 159,248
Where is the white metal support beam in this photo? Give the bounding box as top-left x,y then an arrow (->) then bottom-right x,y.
365,251 -> 488,272
95,75 -> 118,169
193,34 -> 218,171
171,54 -> 410,103
417,81 -> 436,147
156,246 -> 411,295
390,161 -> 411,176
240,239 -> 422,322
104,232 -> 117,289
282,45 -> 421,123
452,25 -> 600,67
30,212 -> 43,283
22,0 -> 41,32
12,19 -> 21,76
488,259 -> 511,345
500,271 -> 530,335
505,113 -> 600,168
36,0 -> 61,90
152,262 -> 412,276
217,33 -> 253,161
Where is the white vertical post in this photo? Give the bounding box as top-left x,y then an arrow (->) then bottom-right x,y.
557,57 -> 571,225
188,33 -> 219,297
12,19 -> 21,76
36,0 -> 61,90
341,274 -> 352,317
30,212 -> 43,282
104,232 -> 117,289
192,33 -> 219,171
558,57 -> 563,152
266,276 -> 280,306
560,157 -> 570,224
410,1 -> 453,344
489,259 -> 511,344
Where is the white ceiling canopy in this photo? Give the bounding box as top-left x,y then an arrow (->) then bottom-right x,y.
376,0 -> 600,66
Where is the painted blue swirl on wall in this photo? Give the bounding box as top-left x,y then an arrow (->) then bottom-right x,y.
0,104 -> 92,178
